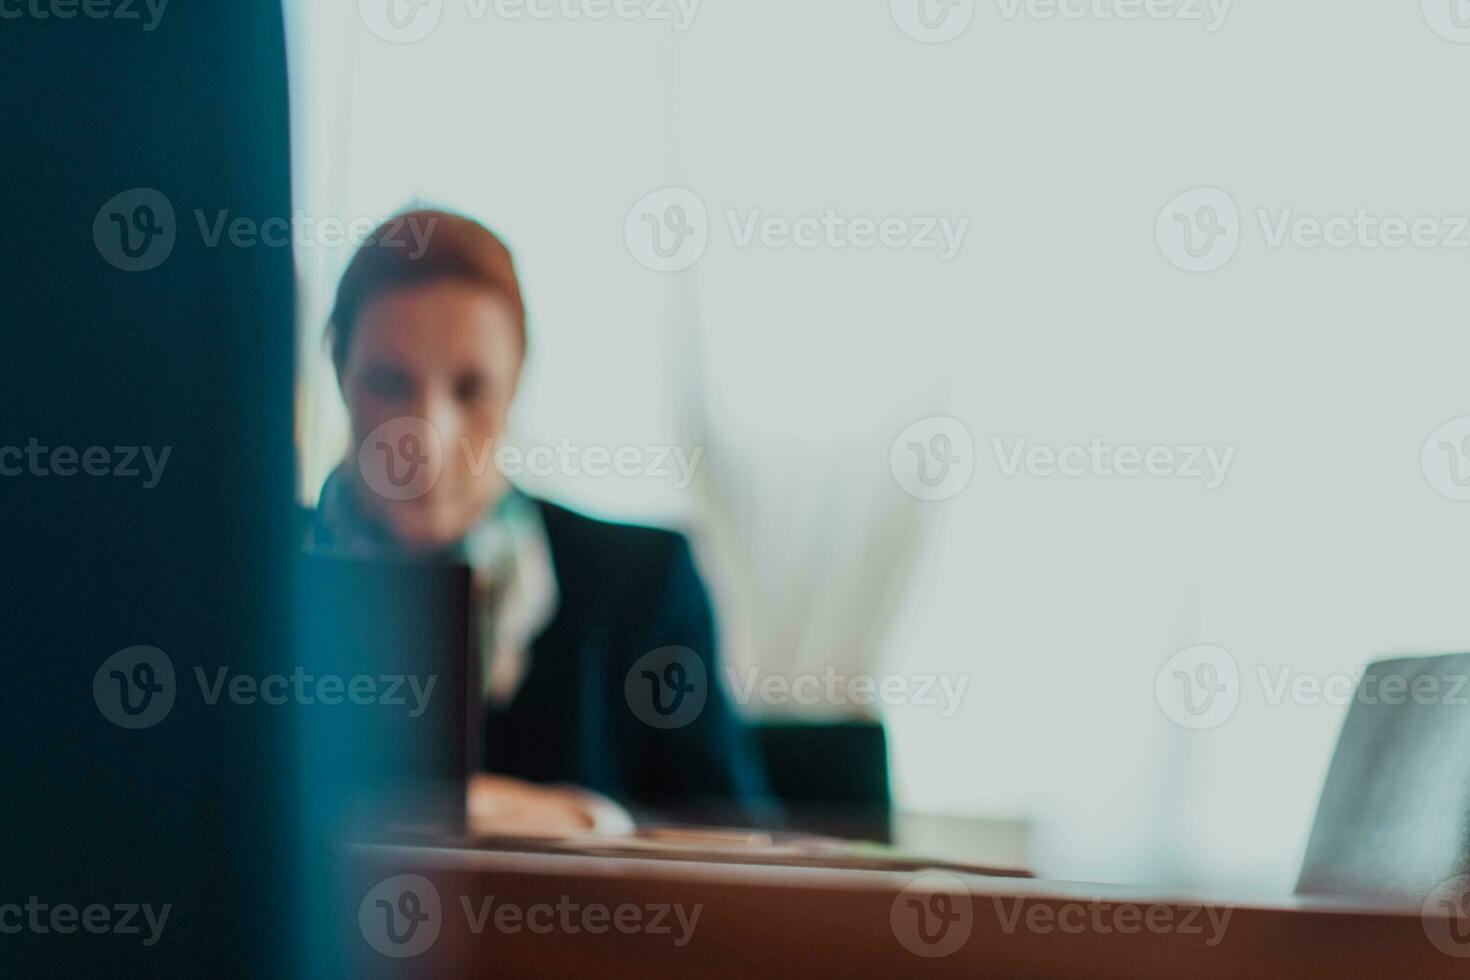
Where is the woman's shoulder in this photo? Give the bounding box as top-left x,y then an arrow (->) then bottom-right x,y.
529,497 -> 715,649
531,496 -> 702,596
533,496 -> 692,561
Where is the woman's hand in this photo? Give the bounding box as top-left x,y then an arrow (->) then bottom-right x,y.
467,774 -> 628,838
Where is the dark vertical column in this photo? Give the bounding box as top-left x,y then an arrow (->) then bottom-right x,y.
0,3 -> 297,976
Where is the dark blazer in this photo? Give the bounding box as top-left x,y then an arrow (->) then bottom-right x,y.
487,500 -> 772,822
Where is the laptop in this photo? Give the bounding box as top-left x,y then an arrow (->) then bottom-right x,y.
295,552 -> 479,840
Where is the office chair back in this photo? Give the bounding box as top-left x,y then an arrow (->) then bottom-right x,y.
756,721 -> 892,841
1296,653 -> 1470,901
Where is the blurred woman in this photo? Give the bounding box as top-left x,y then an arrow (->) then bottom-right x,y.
307,209 -> 768,835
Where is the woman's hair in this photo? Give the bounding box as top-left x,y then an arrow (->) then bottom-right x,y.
326,209 -> 526,370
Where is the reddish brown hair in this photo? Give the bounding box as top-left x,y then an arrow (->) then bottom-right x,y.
327,209 -> 526,370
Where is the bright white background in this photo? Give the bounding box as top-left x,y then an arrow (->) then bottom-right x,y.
284,0 -> 1470,893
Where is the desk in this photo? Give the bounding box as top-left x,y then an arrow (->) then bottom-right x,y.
339,842 -> 1469,977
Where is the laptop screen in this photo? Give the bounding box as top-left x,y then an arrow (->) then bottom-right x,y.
295,553 -> 478,840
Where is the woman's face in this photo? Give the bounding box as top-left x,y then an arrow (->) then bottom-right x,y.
338,279 -> 523,551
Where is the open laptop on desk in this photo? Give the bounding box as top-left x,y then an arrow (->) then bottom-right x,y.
296,552 -> 1025,884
